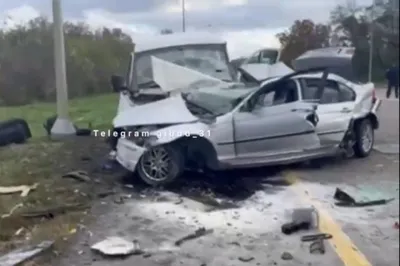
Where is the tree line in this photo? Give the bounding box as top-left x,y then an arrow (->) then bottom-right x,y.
0,17 -> 133,106
0,0 -> 398,106
240,0 -> 398,82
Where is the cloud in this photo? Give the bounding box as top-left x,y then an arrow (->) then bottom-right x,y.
0,5 -> 40,29
0,0 -> 375,58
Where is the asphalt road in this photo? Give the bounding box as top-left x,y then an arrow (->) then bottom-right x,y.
58,95 -> 398,266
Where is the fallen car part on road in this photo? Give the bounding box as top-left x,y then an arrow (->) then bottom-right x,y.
91,237 -> 142,256
0,240 -> 54,266
334,187 -> 394,207
309,239 -> 326,254
281,251 -> 294,260
62,170 -> 91,182
0,183 -> 38,197
174,227 -> 214,246
301,233 -> 333,242
238,256 -> 255,262
281,221 -> 311,235
301,233 -> 332,255
282,207 -> 318,235
0,118 -> 32,147
20,203 -> 89,219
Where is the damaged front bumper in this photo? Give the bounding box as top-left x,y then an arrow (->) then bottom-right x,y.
115,138 -> 146,172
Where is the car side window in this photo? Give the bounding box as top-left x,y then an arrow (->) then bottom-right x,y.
338,82 -> 356,102
301,78 -> 340,104
320,81 -> 340,104
255,79 -> 299,107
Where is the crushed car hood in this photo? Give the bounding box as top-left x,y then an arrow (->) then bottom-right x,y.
151,56 -> 228,93
113,95 -> 199,128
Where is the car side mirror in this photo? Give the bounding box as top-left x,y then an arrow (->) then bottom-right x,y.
111,75 -> 128,93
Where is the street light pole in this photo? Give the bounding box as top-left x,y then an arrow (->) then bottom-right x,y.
51,0 -> 76,136
368,0 -> 376,82
182,0 -> 186,32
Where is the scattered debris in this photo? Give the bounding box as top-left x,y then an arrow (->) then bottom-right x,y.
14,228 -> 25,236
292,207 -> 318,227
281,207 -> 319,235
301,233 -> 332,242
281,251 -> 293,260
97,190 -> 116,198
20,203 -> 88,219
113,196 -> 125,204
0,240 -> 54,266
334,188 -> 394,207
301,233 -> 332,255
174,227 -> 214,246
228,241 -> 240,246
62,170 -> 91,182
0,183 -> 38,197
238,256 -> 254,262
91,237 -> 143,256
309,239 -> 326,254
1,203 -> 24,218
281,221 -> 311,235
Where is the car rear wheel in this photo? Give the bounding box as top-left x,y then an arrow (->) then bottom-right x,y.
353,118 -> 374,157
137,144 -> 184,186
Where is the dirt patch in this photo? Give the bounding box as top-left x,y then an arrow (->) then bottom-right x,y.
0,136 -> 122,264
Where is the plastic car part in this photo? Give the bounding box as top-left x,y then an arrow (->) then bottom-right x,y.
309,239 -> 325,254
281,221 -> 311,235
0,118 -> 32,147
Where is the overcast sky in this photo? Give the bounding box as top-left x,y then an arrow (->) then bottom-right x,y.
0,0 -> 373,58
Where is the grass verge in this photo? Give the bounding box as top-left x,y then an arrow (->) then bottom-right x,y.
0,93 -> 118,137
0,94 -> 119,263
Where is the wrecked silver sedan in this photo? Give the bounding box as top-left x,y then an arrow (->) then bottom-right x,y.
108,36 -> 381,186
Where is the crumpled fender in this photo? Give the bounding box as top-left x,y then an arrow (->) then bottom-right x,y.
151,122 -> 212,145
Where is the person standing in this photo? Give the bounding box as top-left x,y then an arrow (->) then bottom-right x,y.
386,64 -> 399,99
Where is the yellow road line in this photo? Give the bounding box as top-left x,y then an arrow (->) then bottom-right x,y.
284,171 -> 372,266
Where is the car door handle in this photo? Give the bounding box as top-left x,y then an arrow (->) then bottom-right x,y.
341,107 -> 352,113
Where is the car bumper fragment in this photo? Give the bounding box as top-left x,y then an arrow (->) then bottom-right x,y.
115,138 -> 146,172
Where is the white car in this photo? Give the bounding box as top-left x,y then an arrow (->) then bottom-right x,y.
110,41 -> 381,186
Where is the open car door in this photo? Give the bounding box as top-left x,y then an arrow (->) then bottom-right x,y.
232,69 -> 324,161
292,47 -> 357,145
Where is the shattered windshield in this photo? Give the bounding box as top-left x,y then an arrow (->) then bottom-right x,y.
134,45 -> 233,88
182,83 -> 255,116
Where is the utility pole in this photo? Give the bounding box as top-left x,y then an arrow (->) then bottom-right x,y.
51,0 -> 76,137
393,0 -> 398,35
368,0 -> 376,82
182,0 -> 186,32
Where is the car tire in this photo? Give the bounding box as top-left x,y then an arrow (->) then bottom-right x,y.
137,144 -> 184,186
353,118 -> 374,158
0,119 -> 32,147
